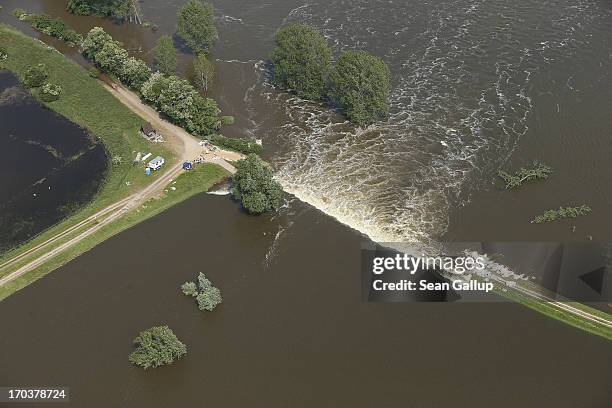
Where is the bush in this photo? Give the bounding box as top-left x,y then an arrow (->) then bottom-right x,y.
39,82 -> 62,102
177,0 -> 217,53
67,0 -> 130,18
23,63 -> 49,88
232,154 -> 283,214
12,8 -> 28,19
128,326 -> 187,369
28,13 -> 83,47
271,24 -> 331,100
181,272 -> 222,312
0,46 -> 7,62
328,50 -> 390,126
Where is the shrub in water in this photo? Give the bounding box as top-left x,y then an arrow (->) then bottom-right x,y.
128,326 -> 187,369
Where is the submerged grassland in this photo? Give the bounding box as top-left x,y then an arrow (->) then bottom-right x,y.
0,25 -> 229,299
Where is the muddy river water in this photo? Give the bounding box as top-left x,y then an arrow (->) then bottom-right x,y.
0,0 -> 610,406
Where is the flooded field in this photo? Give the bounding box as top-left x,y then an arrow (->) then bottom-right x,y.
0,70 -> 107,252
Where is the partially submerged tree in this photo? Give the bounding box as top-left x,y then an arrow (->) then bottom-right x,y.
67,0 -> 142,23
181,272 -> 222,312
192,53 -> 214,92
153,35 -> 177,75
232,154 -> 283,215
328,50 -> 390,126
531,205 -> 591,224
271,24 -> 331,100
177,0 -> 217,53
128,325 -> 187,369
498,162 -> 553,190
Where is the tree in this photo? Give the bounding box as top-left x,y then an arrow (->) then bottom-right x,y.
181,272 -> 222,311
232,154 -> 283,215
82,27 -> 113,59
67,0 -> 141,22
328,50 -> 390,126
94,40 -> 128,75
192,53 -> 214,92
181,281 -> 198,297
128,326 -> 187,369
119,56 -> 151,89
152,35 -> 177,75
271,24 -> 331,100
23,63 -> 48,88
177,0 -> 217,53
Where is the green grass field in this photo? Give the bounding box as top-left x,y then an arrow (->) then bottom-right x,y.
0,25 -> 229,299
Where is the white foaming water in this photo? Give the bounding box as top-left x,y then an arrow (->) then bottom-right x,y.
247,0 -> 607,243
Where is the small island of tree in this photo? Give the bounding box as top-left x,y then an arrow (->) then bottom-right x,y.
328,50 -> 391,126
271,23 -> 332,100
232,154 -> 283,215
181,272 -> 222,311
152,35 -> 177,75
177,0 -> 217,53
128,325 -> 187,369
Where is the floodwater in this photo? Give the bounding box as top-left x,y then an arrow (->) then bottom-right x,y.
0,71 -> 107,252
0,0 -> 611,406
1,196 -> 611,407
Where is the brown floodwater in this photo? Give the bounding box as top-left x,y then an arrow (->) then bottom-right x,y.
0,0 -> 611,406
0,196 -> 611,407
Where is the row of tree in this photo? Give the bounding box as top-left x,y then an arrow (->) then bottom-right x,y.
271,24 -> 390,127
82,27 -> 225,136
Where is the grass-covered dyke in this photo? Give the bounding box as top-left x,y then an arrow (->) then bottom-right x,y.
0,25 -> 229,300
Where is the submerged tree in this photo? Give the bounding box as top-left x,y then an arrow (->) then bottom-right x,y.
181,272 -> 222,312
232,154 -> 283,215
67,0 -> 142,23
128,325 -> 187,369
271,23 -> 331,100
176,0 -> 217,53
531,205 -> 591,224
192,53 -> 214,92
328,50 -> 390,126
498,162 -> 553,190
153,35 -> 177,75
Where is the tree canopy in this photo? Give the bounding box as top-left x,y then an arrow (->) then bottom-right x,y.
328,50 -> 390,126
271,24 -> 331,100
128,326 -> 187,369
177,0 -> 217,53
141,72 -> 222,136
192,53 -> 214,92
23,63 -> 48,88
181,272 -> 222,312
232,154 -> 283,215
153,35 -> 177,75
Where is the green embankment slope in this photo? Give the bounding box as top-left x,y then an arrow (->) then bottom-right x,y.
0,25 -> 229,299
